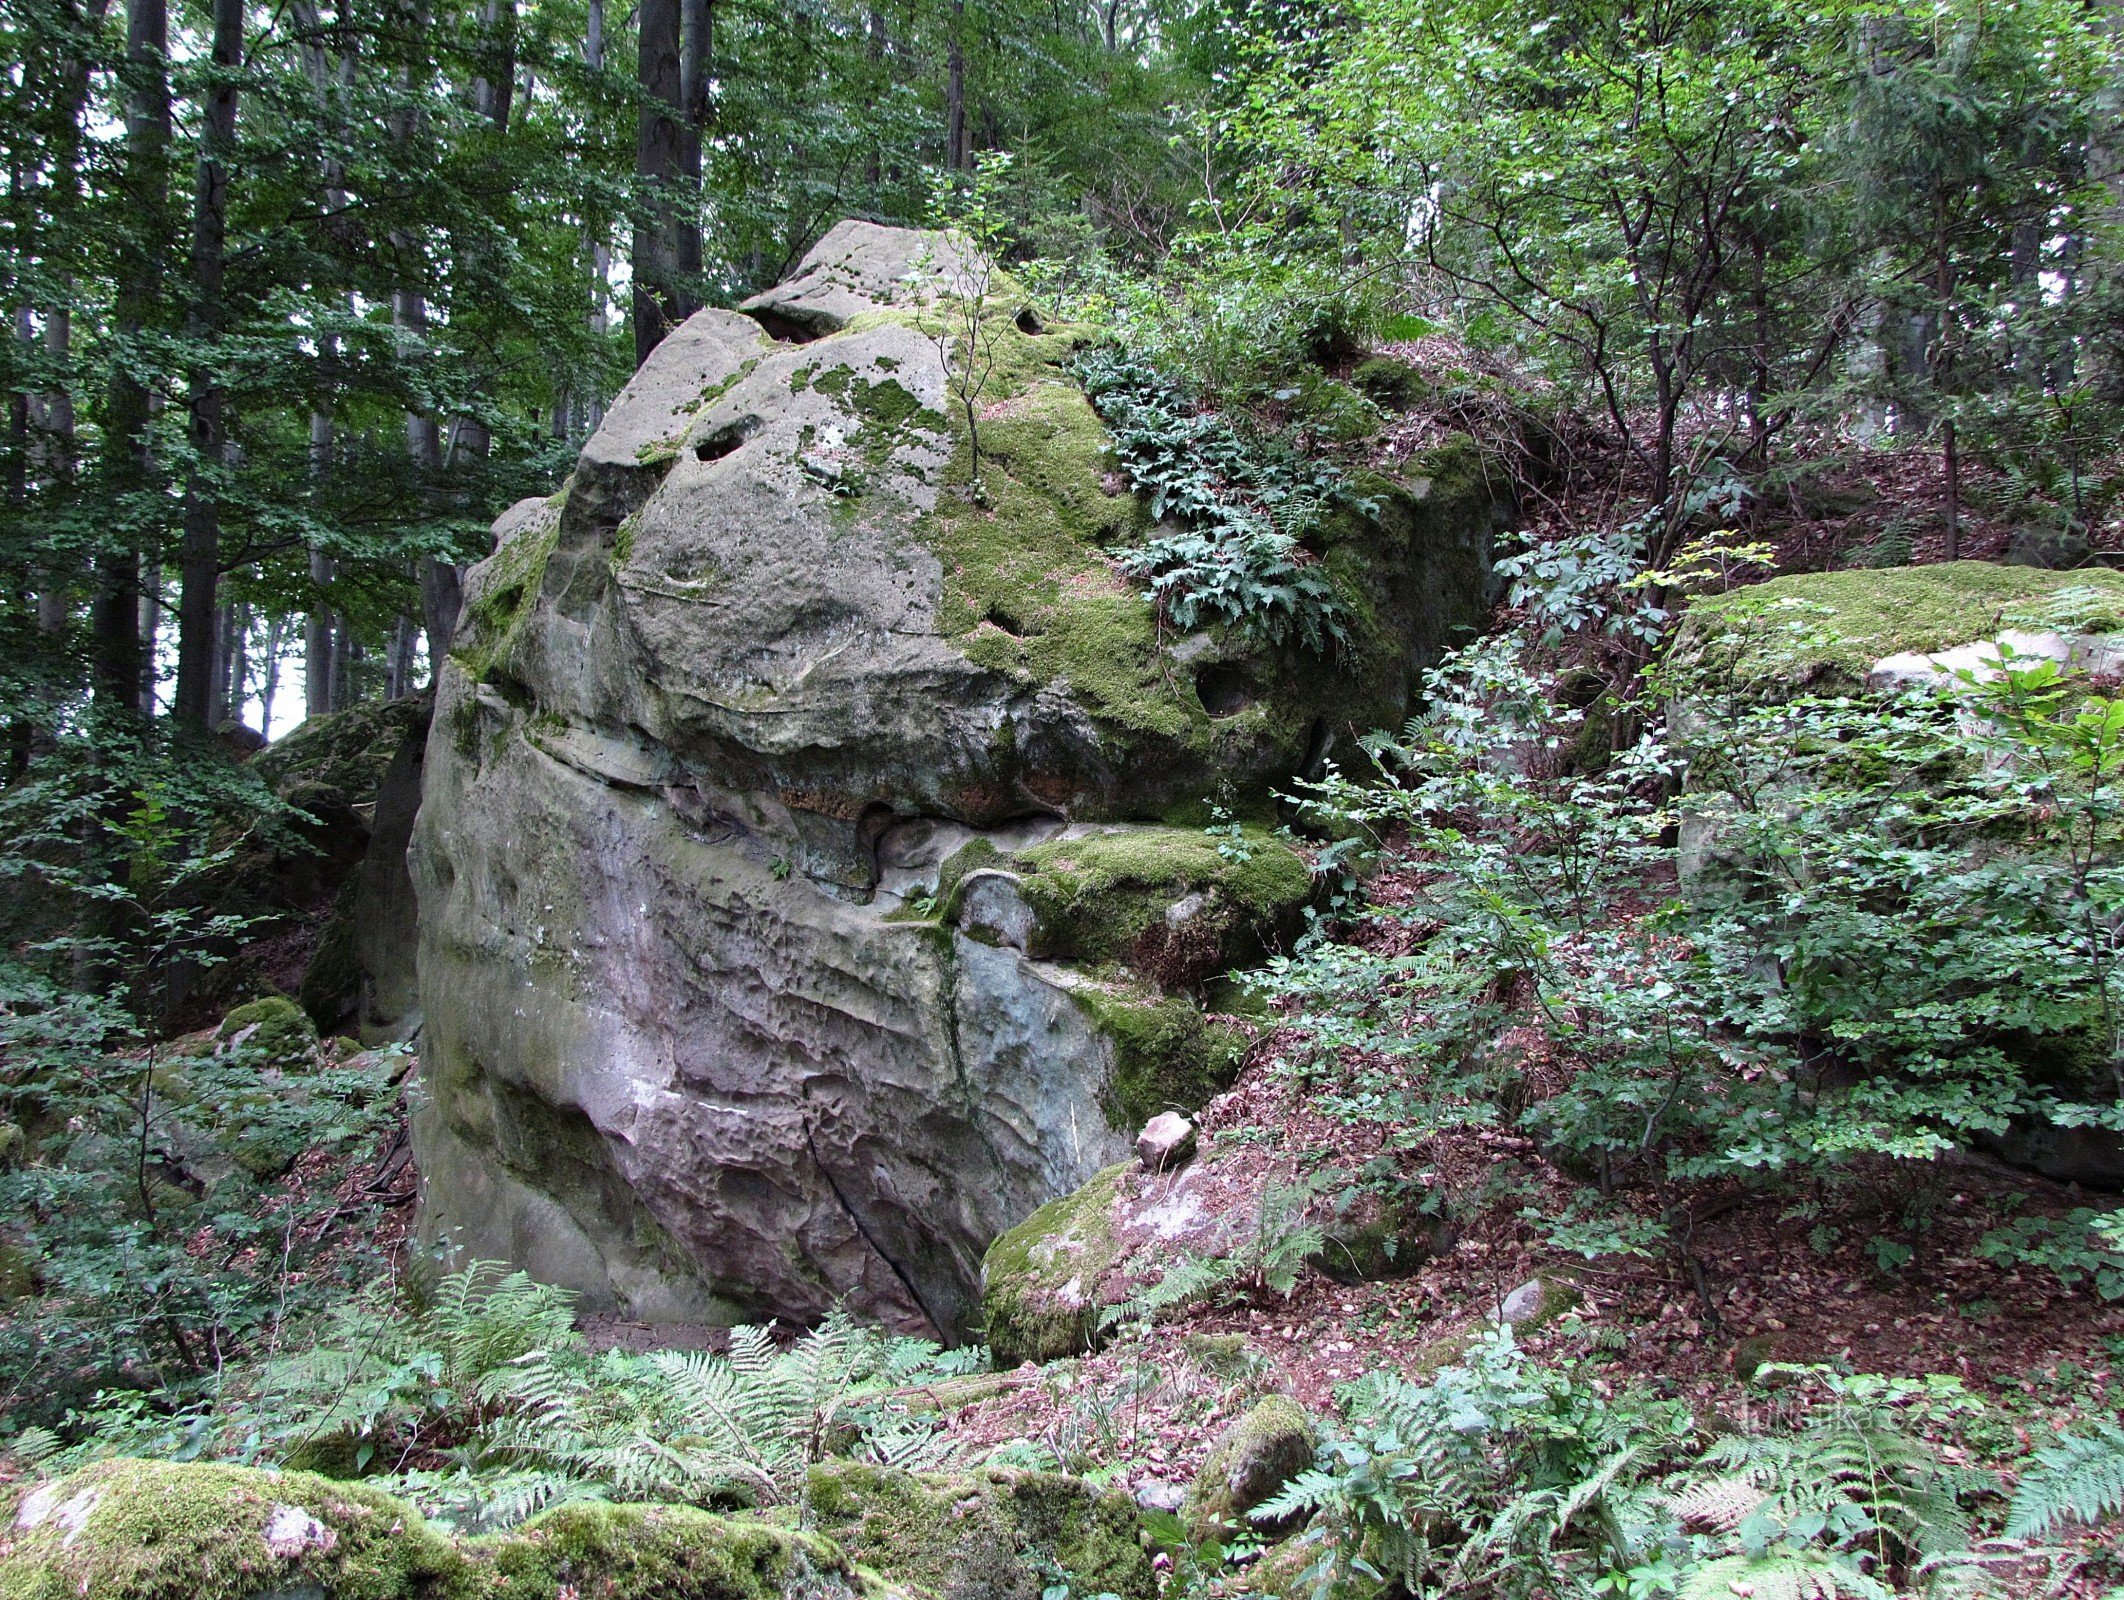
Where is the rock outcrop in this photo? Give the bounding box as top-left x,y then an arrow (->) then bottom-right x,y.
411,220 -> 1502,1335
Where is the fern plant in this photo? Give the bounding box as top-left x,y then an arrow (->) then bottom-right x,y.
2004,1419 -> 2124,1538
1076,347 -> 1361,657
1666,1367 -> 1987,1600
407,1308 -> 968,1529
1254,1327 -> 1691,1599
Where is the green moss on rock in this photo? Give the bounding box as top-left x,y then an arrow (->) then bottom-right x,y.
1074,983 -> 1249,1131
979,1162 -> 1131,1365
1008,826 -> 1312,970
0,1462 -> 895,1600
454,503 -> 562,684
468,1501 -> 861,1600
216,995 -> 319,1062
1675,562 -> 2124,692
250,695 -> 427,804
800,1462 -> 1153,1600
0,1458 -> 469,1600
1183,1395 -> 1318,1543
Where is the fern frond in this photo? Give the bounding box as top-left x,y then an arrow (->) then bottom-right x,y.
2005,1421 -> 2124,1538
1679,1551 -> 1888,1600
1671,1474 -> 1769,1534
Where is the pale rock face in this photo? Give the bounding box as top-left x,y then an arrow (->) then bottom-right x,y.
1135,1111 -> 1197,1173
411,223 -> 1499,1336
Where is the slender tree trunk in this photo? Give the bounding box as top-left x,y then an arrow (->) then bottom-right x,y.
1934,204 -> 1960,563
135,558 -> 161,716
174,0 -> 242,729
258,614 -> 284,738
674,0 -> 710,315
634,0 -> 684,364
96,0 -> 172,718
945,0 -> 968,171
306,543 -> 335,719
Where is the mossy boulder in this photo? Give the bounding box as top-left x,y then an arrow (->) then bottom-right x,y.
467,1501 -> 867,1600
980,1162 -> 1132,1365
0,1457 -> 468,1600
799,1462 -> 1154,1600
1183,1395 -> 1318,1543
0,1460 -> 898,1600
1311,1185 -> 1444,1284
413,220 -> 1505,1335
216,996 -> 319,1062
251,696 -> 429,807
1003,826 -> 1312,979
1673,562 -> 2124,695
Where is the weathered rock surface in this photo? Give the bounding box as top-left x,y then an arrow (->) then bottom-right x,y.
980,1140 -> 1446,1363
411,221 -> 1502,1335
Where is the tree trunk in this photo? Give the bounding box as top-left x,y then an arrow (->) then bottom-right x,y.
634,0 -> 684,365
96,0 -> 172,719
945,0 -> 968,171
174,0 -> 242,730
257,613 -> 285,739
306,544 -> 335,719
674,0 -> 711,316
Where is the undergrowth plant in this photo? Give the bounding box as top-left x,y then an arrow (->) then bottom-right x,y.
1077,347 -> 1364,656
18,1261 -> 983,1534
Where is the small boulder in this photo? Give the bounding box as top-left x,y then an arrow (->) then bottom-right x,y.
1183,1394 -> 1318,1542
802,1460 -> 1155,1600
1135,1111 -> 1197,1173
1498,1274 -> 1578,1328
215,995 -> 318,1062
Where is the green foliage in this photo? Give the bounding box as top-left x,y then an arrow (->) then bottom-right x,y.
1975,1210 -> 2124,1302
2004,1418 -> 2124,1538
0,732 -> 398,1437
1076,348 -> 1364,656
28,1261 -> 983,1536
1256,1328 -> 1694,1600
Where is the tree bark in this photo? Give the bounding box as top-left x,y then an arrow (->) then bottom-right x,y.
674,0 -> 711,315
174,0 -> 242,729
634,0 -> 684,365
96,0 -> 172,718
945,0 -> 968,171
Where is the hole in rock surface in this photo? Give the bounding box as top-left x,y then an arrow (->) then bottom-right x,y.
694,416 -> 762,462
747,309 -> 822,345
1013,305 -> 1044,334
1195,663 -> 1254,719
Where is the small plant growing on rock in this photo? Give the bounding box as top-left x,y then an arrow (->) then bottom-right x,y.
923,152 -> 1016,504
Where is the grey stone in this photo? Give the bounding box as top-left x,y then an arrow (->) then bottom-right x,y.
738,219 -> 977,337
1499,1275 -> 1577,1327
1135,1111 -> 1196,1173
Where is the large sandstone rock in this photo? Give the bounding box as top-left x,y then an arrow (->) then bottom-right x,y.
411,221 -> 1502,1335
